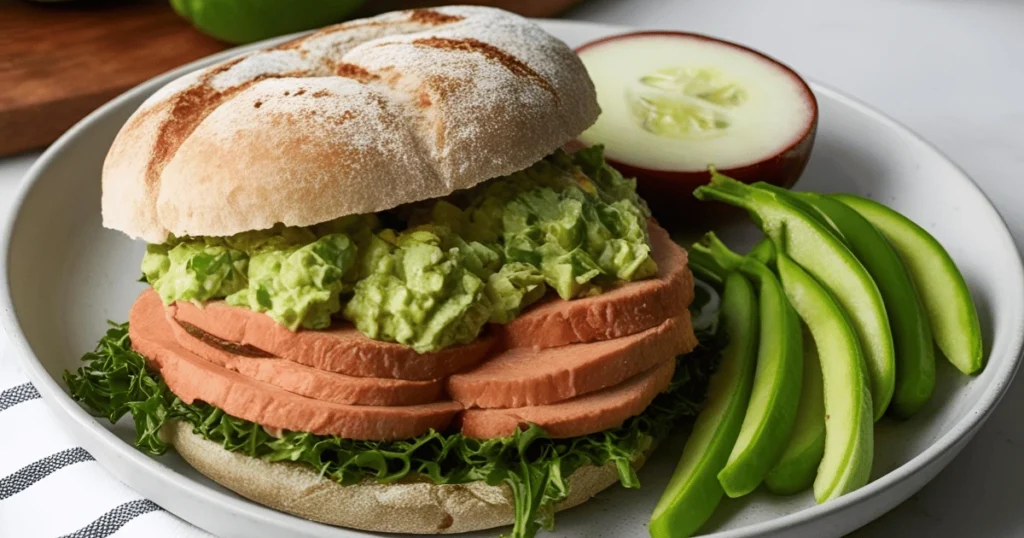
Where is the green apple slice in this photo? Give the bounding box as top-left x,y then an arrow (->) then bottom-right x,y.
691,234 -> 802,498
764,325 -> 826,495
695,174 -> 895,421
832,194 -> 984,375
793,192 -> 935,418
650,272 -> 758,538
775,252 -> 874,502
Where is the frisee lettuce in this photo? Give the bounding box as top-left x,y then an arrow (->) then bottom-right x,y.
64,323 -> 721,538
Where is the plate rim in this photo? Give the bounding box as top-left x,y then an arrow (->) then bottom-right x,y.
2,18 -> 1023,538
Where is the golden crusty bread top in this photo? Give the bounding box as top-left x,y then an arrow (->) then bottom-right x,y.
102,6 -> 599,243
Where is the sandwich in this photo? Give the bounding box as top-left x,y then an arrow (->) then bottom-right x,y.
65,6 -> 713,537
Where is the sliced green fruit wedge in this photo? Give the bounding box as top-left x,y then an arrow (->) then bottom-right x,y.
748,238 -> 775,265
833,194 -> 985,375
650,272 -> 758,538
764,325 -> 826,495
796,192 -> 935,417
775,251 -> 874,502
692,234 -> 802,498
688,247 -> 729,289
695,173 -> 895,420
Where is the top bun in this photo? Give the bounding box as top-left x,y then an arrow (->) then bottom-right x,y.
102,6 -> 599,243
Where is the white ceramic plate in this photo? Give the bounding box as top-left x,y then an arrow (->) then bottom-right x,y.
2,20 -> 1023,538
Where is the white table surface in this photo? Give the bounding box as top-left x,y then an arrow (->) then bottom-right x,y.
2,0 -> 1022,536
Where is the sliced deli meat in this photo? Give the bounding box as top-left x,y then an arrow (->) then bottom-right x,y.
169,299 -> 495,381
460,358 -> 676,439
449,311 -> 696,408
152,301 -> 445,406
496,222 -> 694,349
129,292 -> 462,441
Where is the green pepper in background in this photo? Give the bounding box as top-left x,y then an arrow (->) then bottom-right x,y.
170,0 -> 367,44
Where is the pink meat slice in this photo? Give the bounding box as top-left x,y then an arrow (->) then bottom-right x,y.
129,291 -> 462,441
459,358 -> 676,439
448,311 -> 696,408
148,293 -> 446,406
169,299 -> 495,381
495,222 -> 694,349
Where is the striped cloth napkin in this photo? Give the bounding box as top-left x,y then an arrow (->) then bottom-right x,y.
0,333 -> 211,538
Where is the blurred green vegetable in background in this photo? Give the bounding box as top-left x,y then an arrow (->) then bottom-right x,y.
169,0 -> 367,44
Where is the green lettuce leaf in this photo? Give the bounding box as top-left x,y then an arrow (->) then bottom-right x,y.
64,322 -> 721,538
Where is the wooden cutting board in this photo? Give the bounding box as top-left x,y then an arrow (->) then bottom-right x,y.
0,0 -> 582,157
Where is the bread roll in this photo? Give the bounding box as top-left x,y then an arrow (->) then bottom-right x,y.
101,6 -> 599,243
167,419 -> 644,534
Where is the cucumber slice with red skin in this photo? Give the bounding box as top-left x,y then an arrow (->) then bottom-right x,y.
833,194 -> 984,375
650,272 -> 758,538
573,32 -> 817,223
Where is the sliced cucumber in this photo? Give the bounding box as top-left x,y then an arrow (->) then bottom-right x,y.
833,194 -> 984,375
764,325 -> 826,495
775,252 -> 874,502
650,272 -> 758,538
575,33 -> 816,179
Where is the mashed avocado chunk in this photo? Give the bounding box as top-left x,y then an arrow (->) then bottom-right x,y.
227,234 -> 357,330
417,146 -> 656,300
485,262 -> 548,324
141,146 -> 657,351
141,240 -> 249,304
143,225 -> 361,331
343,228 -> 494,353
501,182 -> 656,299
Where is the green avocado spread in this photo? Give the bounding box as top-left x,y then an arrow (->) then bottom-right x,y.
141,146 -> 656,352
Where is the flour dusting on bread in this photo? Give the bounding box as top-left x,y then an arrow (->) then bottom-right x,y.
102,6 -> 599,242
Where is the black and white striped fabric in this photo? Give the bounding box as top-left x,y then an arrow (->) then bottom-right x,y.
0,336 -> 211,538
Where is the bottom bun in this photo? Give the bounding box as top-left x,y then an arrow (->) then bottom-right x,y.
166,419 -> 649,534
